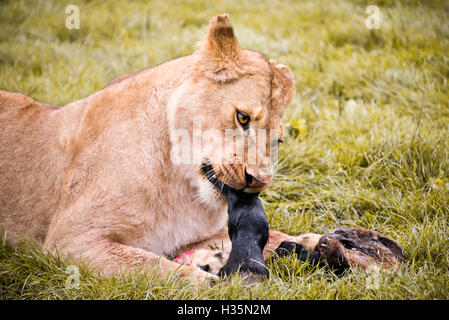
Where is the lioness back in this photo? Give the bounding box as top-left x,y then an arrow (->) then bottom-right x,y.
0,91 -> 64,245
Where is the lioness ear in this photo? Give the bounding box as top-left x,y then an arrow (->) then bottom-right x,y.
272,61 -> 295,106
196,14 -> 242,83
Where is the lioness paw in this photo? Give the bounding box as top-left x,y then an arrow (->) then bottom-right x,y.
174,248 -> 229,275
183,266 -> 219,286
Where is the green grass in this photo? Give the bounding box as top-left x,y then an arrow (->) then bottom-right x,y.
1,0 -> 448,299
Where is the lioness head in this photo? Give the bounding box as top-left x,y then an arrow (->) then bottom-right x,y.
167,14 -> 295,205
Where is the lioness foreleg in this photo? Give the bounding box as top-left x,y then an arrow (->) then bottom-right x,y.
46,235 -> 217,285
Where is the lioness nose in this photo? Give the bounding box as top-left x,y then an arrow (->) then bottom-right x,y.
245,169 -> 271,190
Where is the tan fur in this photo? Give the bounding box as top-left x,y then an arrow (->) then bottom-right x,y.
190,249 -> 230,275
0,14 -> 308,283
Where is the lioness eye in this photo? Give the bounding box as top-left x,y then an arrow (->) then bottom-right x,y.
236,110 -> 250,127
271,139 -> 283,149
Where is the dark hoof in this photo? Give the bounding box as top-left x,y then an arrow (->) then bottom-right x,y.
274,241 -> 321,265
219,259 -> 269,281
239,271 -> 266,284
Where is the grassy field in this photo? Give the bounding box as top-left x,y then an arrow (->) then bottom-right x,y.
1,0 -> 448,299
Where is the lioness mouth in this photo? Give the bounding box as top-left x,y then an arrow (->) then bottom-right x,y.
201,161 -> 228,194
201,160 -> 256,194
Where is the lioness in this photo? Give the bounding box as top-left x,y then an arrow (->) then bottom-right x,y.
0,14 -> 321,283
